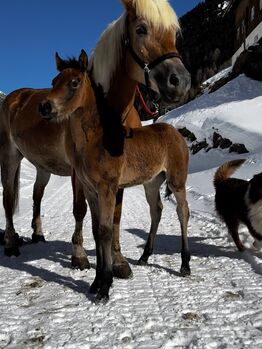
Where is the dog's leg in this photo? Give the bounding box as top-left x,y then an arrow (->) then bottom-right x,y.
226,219 -> 245,251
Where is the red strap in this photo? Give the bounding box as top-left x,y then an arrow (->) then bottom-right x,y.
136,85 -> 158,118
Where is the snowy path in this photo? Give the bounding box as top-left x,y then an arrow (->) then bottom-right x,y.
1,160 -> 262,349
1,74 -> 262,348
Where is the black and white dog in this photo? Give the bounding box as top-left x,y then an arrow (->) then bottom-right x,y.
214,159 -> 262,251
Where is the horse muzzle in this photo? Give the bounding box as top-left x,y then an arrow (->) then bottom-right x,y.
152,59 -> 191,105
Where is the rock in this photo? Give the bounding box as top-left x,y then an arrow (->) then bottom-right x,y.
229,143 -> 249,154
191,140 -> 208,154
212,132 -> 232,149
219,138 -> 232,149
213,132 -> 223,148
178,127 -> 197,142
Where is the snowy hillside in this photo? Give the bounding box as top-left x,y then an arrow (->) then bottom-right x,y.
0,75 -> 262,348
161,75 -> 262,172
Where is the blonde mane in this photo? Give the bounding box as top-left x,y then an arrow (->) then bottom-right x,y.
90,0 -> 179,94
134,0 -> 179,30
89,15 -> 126,95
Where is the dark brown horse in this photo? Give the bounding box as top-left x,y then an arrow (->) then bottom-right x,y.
40,49 -> 190,303
0,0 -> 190,277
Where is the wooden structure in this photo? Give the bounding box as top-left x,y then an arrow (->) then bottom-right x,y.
231,0 -> 262,62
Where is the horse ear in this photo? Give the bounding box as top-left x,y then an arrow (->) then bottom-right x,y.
79,49 -> 88,71
121,0 -> 133,10
55,52 -> 64,72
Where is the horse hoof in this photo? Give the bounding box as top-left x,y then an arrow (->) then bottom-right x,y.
18,236 -> 24,247
0,232 -> 5,246
89,279 -> 100,294
95,292 -> 109,305
137,257 -> 148,266
31,234 -> 46,244
113,262 -> 133,279
180,265 -> 191,277
71,256 -> 90,270
4,246 -> 21,257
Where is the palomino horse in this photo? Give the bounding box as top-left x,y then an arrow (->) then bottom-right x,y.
87,0 -> 190,276
0,0 -> 190,277
39,49 -> 190,303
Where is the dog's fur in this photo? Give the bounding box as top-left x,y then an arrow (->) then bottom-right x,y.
214,159 -> 262,251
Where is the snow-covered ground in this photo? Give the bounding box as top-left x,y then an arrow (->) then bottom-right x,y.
0,74 -> 262,348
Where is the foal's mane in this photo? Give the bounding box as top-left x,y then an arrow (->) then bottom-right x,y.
90,0 -> 179,94
57,57 -> 87,72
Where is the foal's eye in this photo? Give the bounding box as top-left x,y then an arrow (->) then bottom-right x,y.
136,25 -> 148,36
70,79 -> 80,89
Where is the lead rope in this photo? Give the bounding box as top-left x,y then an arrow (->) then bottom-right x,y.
135,85 -> 159,119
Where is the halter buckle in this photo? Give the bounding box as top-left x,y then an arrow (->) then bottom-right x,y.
144,64 -> 150,74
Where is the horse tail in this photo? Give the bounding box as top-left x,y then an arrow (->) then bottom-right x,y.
213,159 -> 246,188
13,162 -> 21,213
165,184 -> 172,199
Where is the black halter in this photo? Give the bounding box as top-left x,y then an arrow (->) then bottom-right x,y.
125,38 -> 182,89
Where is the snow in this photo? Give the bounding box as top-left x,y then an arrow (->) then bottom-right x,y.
202,66 -> 232,90
1,74 -> 262,348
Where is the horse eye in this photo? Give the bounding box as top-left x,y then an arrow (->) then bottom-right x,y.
70,79 -> 79,89
136,25 -> 148,36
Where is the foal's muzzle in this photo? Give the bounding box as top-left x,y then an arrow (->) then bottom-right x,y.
39,101 -> 54,120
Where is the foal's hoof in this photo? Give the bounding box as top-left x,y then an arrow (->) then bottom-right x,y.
71,256 -> 90,270
89,278 -> 101,294
4,246 -> 21,257
0,232 -> 5,246
113,262 -> 133,279
31,234 -> 46,244
137,256 -> 148,266
95,291 -> 109,305
180,265 -> 191,277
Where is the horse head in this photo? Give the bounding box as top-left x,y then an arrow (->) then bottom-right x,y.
39,50 -> 90,121
122,0 -> 191,104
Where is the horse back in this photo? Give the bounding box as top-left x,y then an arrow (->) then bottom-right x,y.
1,87 -> 71,176
120,123 -> 188,187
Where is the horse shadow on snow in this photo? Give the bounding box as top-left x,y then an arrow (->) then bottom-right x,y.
0,228 -> 96,300
126,228 -> 262,277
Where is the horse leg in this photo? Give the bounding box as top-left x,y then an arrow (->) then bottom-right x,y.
91,184 -> 116,304
168,182 -> 191,276
71,174 -> 90,270
31,168 -> 51,243
112,189 -> 132,279
138,174 -> 165,265
1,150 -> 23,256
88,193 -> 102,294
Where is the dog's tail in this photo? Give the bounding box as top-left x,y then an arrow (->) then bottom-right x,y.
214,159 -> 246,187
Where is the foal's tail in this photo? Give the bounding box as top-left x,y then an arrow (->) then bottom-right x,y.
213,159 -> 246,187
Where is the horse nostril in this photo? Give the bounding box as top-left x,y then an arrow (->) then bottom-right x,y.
169,73 -> 180,87
39,102 -> 52,117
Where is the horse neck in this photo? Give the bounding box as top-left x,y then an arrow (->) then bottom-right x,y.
106,64 -> 141,127
70,83 -> 100,129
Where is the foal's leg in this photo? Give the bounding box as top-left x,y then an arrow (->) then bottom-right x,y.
169,183 -> 191,276
112,189 -> 132,279
71,174 -> 90,270
138,174 -> 165,265
91,184 -> 116,304
1,150 -> 23,256
31,168 -> 51,243
88,193 -> 102,294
